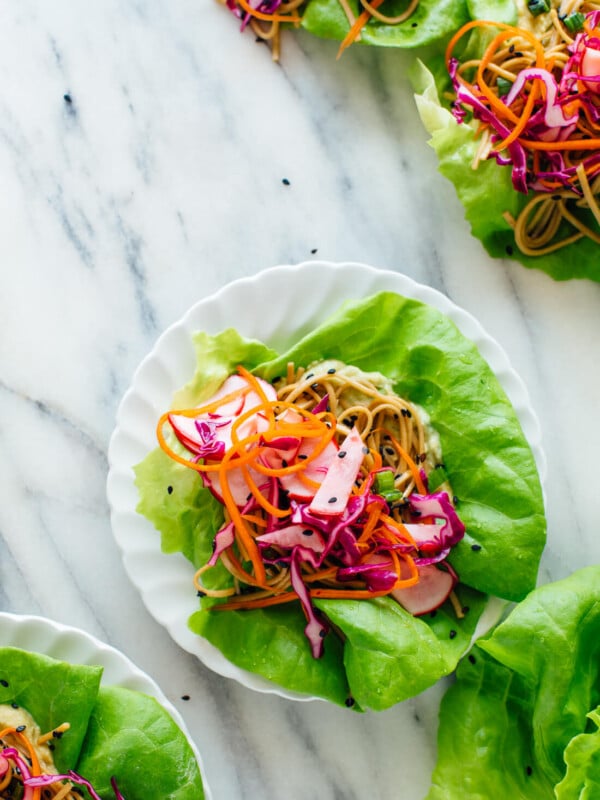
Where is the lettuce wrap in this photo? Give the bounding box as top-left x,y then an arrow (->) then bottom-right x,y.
134,291 -> 546,710
412,1 -> 600,283
427,564 -> 600,798
0,647 -> 205,799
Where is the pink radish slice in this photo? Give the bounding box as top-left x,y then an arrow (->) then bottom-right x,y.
168,413 -> 232,456
309,427 -> 366,515
582,46 -> 600,93
204,374 -> 249,416
257,524 -> 325,553
279,438 -> 339,500
391,564 -> 457,616
203,463 -> 265,507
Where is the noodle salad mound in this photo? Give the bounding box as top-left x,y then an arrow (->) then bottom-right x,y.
157,360 -> 465,658
135,291 -> 546,710
414,0 -> 600,282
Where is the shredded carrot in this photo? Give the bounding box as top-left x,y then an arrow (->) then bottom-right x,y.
336,0 -> 385,59
0,727 -> 42,799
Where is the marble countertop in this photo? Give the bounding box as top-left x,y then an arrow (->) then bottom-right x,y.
1,2 -> 599,799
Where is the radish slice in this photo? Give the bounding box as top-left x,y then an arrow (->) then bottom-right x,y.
279,438 -> 339,500
257,524 -> 325,554
309,427 -> 365,515
204,374 -> 249,416
169,413 -> 230,457
582,46 -> 600,93
391,564 -> 457,616
203,463 -> 265,507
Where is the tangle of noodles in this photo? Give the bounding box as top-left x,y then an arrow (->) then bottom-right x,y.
447,1 -> 600,257
220,0 -> 420,60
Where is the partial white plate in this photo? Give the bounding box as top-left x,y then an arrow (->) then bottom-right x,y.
107,260 -> 546,701
0,612 -> 212,800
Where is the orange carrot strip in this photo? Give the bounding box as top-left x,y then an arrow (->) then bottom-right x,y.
0,728 -> 42,798
336,0 -> 385,59
520,137 -> 600,151
381,432 -> 426,494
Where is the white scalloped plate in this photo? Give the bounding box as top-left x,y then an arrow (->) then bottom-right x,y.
0,612 -> 212,799
107,261 -> 546,701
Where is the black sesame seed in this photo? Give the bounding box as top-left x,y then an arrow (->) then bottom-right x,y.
338,451 -> 347,458
302,529 -> 313,537
0,679 -> 8,687
63,93 -> 72,104
11,702 -> 19,709
16,725 -> 26,733
401,408 -> 412,418
328,496 -> 337,504
449,630 -> 457,639
311,248 -> 318,254
282,178 -> 290,185
345,696 -> 355,707
52,729 -> 64,739
281,459 -> 288,468
411,21 -> 417,26
471,544 -> 482,552
319,629 -> 327,638
468,654 -> 476,664
506,245 -> 514,255
385,447 -> 395,456
311,383 -> 319,390
298,454 -> 308,460
48,743 -> 55,751
526,766 -> 533,776
197,590 -> 206,598
181,695 -> 190,701
327,368 -> 336,374
453,495 -> 459,504
305,373 -> 314,380
167,485 -> 173,494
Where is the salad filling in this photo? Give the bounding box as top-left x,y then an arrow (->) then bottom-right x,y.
0,706 -> 123,800
157,360 -> 465,657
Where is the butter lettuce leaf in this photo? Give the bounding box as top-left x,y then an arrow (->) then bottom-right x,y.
428,565 -> 600,798
76,686 -> 205,800
135,291 -> 545,709
302,0 -> 469,49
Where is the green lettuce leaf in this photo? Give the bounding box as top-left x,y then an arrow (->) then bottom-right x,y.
76,686 -> 205,800
412,19 -> 600,283
555,707 -> 600,798
427,564 -> 600,798
134,292 -> 545,710
0,647 -> 102,772
301,0 -> 469,49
